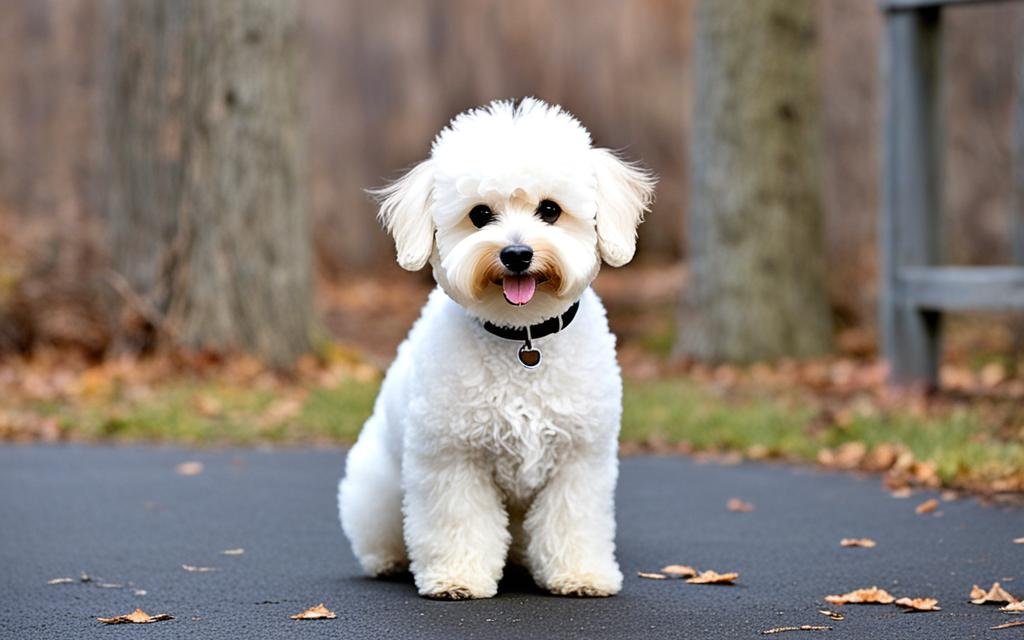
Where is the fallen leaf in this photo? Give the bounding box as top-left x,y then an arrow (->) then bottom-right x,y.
817,609 -> 844,621
1013,537 -> 1024,545
825,586 -> 896,605
194,395 -> 223,417
687,570 -> 738,585
915,498 -> 939,514
175,461 -> 204,476
221,548 -> 245,556
890,488 -> 913,499
661,564 -> 697,578
637,571 -> 667,580
47,577 -> 73,585
727,498 -> 754,512
840,538 -> 876,548
97,609 -> 173,625
1001,601 -> 1024,613
895,597 -> 941,611
971,582 -> 1018,605
761,625 -> 831,635
182,564 -> 218,573
992,620 -> 1024,630
290,603 -> 336,620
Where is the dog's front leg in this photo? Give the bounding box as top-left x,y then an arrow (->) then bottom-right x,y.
524,448 -> 622,597
402,451 -> 509,599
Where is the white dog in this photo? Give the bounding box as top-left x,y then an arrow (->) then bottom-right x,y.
338,98 -> 655,599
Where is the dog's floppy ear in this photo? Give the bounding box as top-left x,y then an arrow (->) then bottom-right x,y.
371,160 -> 435,271
591,149 -> 656,267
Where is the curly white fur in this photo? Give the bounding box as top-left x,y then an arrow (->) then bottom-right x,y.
339,98 -> 655,599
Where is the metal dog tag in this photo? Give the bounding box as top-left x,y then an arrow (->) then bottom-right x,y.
517,343 -> 541,368
517,324 -> 541,369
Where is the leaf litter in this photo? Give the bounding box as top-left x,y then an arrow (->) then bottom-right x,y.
1001,601 -> 1024,613
825,587 -> 896,605
686,570 -> 739,585
915,498 -> 939,515
894,597 -> 941,611
175,461 -> 204,476
637,571 -> 667,580
839,538 -> 876,548
727,498 -> 754,512
992,620 -> 1024,630
661,564 -> 698,578
97,609 -> 173,625
761,625 -> 831,635
290,603 -> 336,620
971,582 -> 1018,605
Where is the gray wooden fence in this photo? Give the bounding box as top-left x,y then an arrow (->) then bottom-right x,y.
880,0 -> 1024,387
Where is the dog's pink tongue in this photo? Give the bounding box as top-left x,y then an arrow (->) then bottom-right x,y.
502,275 -> 536,305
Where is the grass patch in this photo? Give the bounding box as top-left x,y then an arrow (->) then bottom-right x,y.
13,373 -> 1023,490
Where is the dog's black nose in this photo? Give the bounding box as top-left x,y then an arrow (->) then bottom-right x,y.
500,244 -> 533,273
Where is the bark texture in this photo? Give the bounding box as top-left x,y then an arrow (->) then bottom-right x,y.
105,0 -> 313,367
677,0 -> 832,362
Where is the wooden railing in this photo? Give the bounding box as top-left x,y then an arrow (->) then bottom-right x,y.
879,0 -> 1024,387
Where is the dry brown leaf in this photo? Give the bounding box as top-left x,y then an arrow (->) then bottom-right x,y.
290,603 -> 336,620
221,548 -> 245,555
761,625 -> 831,635
175,461 -> 204,476
661,564 -> 698,578
817,609 -> 844,621
727,498 -> 754,512
915,498 -> 939,514
686,570 -> 738,585
840,538 -> 876,548
47,577 -> 73,585
1001,601 -> 1024,613
992,620 -> 1024,630
825,586 -> 896,605
181,564 -> 217,573
971,582 -> 1018,605
97,609 -> 173,625
895,597 -> 941,611
637,571 -> 667,580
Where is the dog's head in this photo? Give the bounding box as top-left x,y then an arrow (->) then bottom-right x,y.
373,98 -> 655,326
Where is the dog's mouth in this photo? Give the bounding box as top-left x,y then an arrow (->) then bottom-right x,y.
499,274 -> 547,306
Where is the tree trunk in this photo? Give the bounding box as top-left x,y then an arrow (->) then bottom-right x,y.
677,0 -> 832,363
104,0 -> 313,367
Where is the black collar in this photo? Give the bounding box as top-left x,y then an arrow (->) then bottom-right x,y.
482,301 -> 580,342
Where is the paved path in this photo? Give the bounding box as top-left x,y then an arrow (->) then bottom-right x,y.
0,445 -> 1020,639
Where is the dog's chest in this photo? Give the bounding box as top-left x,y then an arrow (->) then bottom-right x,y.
457,339 -> 607,502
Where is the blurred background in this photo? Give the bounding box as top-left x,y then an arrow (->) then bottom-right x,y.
1,0 -> 1022,494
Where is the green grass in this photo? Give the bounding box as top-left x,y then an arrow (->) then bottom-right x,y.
15,374 -> 1023,489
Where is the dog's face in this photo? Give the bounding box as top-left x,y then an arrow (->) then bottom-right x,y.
374,99 -> 655,326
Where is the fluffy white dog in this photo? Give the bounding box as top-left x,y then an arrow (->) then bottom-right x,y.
338,98 -> 655,599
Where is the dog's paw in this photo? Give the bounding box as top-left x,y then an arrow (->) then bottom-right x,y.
546,570 -> 623,597
416,576 -> 498,600
360,554 -> 409,578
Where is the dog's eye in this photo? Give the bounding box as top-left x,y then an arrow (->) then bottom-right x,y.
536,200 -> 561,224
469,204 -> 494,228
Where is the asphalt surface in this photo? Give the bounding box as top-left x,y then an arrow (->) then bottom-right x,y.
0,445 -> 1021,639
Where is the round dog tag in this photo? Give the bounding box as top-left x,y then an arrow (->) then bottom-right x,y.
517,344 -> 541,368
